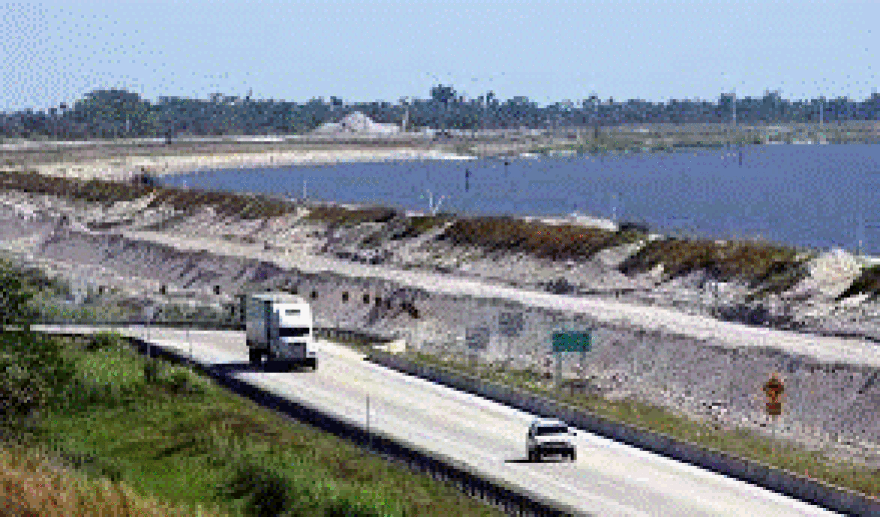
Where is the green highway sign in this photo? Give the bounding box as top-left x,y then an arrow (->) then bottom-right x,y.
552,331 -> 592,353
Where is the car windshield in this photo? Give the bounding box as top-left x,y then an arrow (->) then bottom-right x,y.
279,327 -> 309,338
535,426 -> 569,436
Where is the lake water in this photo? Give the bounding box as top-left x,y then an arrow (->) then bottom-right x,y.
159,144 -> 880,254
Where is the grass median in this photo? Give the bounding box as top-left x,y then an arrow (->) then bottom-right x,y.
392,349 -> 880,501
5,331 -> 503,517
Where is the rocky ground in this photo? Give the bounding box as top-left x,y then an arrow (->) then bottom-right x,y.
2,160 -> 880,469
6,184 -> 880,342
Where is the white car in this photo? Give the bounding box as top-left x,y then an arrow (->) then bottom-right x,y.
527,418 -> 577,462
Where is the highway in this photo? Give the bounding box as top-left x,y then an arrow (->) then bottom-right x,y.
39,325 -> 842,516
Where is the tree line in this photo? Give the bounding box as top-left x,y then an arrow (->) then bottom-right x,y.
2,85 -> 879,139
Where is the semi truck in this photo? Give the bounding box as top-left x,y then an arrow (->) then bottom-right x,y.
244,292 -> 317,370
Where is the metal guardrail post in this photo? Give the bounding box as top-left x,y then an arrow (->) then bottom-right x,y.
366,394 -> 372,452
187,320 -> 192,367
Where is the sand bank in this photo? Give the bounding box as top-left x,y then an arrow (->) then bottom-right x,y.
19,147 -> 474,182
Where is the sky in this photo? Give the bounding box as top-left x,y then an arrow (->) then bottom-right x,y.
2,0 -> 878,112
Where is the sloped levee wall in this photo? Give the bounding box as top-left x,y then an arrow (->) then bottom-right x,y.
27,227 -> 880,468
367,349 -> 880,517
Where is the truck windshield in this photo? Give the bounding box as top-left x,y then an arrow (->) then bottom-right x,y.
535,426 -> 569,436
279,327 -> 310,338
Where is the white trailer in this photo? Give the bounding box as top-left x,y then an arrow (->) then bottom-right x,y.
245,292 -> 317,370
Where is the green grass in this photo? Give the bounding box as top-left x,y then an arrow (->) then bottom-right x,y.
17,334 -> 503,517
440,215 -> 646,261
396,350 -> 880,500
0,440 -> 227,517
0,169 -> 296,221
303,203 -> 399,227
393,214 -> 455,240
619,237 -> 811,290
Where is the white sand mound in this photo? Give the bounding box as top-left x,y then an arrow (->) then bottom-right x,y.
313,111 -> 401,135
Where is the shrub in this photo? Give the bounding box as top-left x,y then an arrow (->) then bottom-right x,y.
0,332 -> 76,422
0,258 -> 37,330
144,360 -> 160,384
219,456 -> 293,517
618,221 -> 650,234
85,330 -> 125,352
54,449 -> 125,482
163,368 -> 203,395
0,443 -> 222,517
323,497 -> 388,517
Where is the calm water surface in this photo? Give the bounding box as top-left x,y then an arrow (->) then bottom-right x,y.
160,145 -> 880,254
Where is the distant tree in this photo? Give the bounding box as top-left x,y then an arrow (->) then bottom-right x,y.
73,88 -> 153,138
3,85 -> 878,139
430,84 -> 457,105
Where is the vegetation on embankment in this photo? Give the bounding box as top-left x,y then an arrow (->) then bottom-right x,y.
0,169 -> 295,220
394,350 -> 880,501
31,334 -> 500,516
439,215 -> 646,261
303,202 -> 399,227
619,238 -> 812,292
0,440 -> 227,517
16,168 -> 880,303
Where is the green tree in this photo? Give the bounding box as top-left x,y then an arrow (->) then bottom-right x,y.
0,259 -> 75,427
0,258 -> 36,331
73,88 -> 153,138
0,331 -> 76,423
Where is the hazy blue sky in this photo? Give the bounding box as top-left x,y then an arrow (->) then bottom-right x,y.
2,1 -> 877,112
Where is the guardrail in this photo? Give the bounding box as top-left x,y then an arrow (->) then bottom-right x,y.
34,325 -> 585,517
29,320 -> 399,344
366,350 -> 880,517
28,319 -> 244,331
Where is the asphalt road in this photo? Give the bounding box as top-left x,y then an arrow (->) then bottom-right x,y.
39,325 -> 842,517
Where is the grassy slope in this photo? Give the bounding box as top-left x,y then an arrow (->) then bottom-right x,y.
14,333 -> 501,517
0,440 -> 227,517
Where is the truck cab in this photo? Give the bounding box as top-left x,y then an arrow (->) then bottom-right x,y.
527,418 -> 577,462
245,293 -> 317,371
